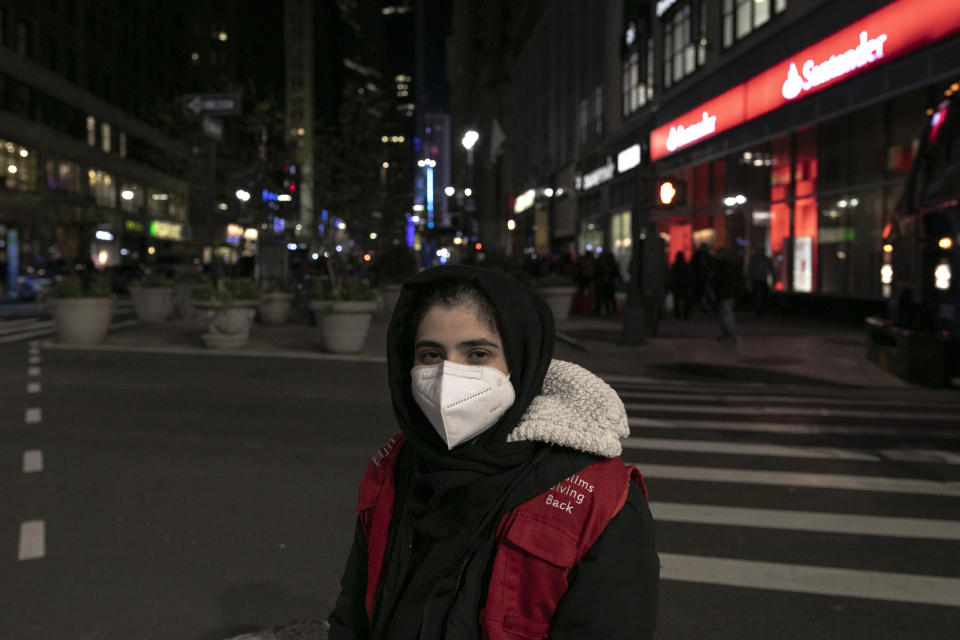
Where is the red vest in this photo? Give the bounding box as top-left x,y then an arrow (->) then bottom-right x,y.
356,434 -> 647,639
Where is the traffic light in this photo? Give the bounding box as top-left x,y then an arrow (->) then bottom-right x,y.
657,179 -> 686,207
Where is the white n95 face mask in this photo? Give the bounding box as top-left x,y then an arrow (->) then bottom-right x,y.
411,360 -> 516,449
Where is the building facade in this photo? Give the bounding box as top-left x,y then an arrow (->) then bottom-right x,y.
450,0 -> 960,312
0,0 -> 192,298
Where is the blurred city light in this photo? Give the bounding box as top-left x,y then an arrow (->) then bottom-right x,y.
235,189 -> 251,202
444,186 -> 455,197
461,130 -> 479,150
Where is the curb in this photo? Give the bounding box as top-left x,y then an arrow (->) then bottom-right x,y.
39,340 -> 388,364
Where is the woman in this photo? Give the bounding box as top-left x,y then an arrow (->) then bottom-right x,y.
328,265 -> 658,639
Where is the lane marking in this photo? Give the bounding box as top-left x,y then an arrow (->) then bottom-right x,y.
28,354 -> 40,364
619,390 -> 960,410
651,502 -> 960,540
18,520 -> 45,560
27,366 -> 40,377
28,340 -> 38,347
625,402 -> 958,422
630,462 -> 960,496
25,408 -> 42,424
628,416 -> 960,440
625,436 -> 877,461
659,552 -> 960,607
23,450 -> 43,473
624,437 -> 960,465
26,381 -> 41,394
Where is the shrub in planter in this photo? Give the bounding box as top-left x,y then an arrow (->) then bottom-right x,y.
129,273 -> 175,323
309,280 -> 379,353
191,279 -> 261,349
47,274 -> 114,344
173,272 -> 208,320
259,283 -> 293,325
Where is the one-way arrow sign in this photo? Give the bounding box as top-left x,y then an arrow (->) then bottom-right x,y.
182,93 -> 242,117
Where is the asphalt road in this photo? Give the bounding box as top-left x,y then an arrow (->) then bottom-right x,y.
2,338 -> 960,639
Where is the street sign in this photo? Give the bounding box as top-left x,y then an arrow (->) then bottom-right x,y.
202,116 -> 223,141
182,93 -> 242,117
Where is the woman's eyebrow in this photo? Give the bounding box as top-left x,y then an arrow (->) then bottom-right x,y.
414,340 -> 444,350
457,338 -> 500,349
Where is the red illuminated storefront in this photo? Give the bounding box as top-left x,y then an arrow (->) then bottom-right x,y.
649,0 -> 960,301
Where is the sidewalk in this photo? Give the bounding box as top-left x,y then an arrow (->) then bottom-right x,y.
555,311 -> 915,389
39,305 -> 931,390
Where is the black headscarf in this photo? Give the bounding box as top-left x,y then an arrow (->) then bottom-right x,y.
371,265 -> 596,638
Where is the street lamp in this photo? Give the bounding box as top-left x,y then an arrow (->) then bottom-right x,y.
235,189 -> 251,202
461,130 -> 479,151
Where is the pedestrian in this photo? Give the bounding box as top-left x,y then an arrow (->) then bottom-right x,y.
594,250 -> 621,317
328,265 -> 659,639
668,251 -> 693,320
571,250 -> 595,315
747,247 -> 775,316
691,243 -> 713,312
712,247 -> 740,345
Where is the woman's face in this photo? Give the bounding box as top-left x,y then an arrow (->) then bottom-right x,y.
414,304 -> 508,375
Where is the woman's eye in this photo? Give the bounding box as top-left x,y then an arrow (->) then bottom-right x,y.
419,350 -> 441,362
468,350 -> 491,362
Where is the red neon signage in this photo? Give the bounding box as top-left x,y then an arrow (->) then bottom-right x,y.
650,0 -> 960,161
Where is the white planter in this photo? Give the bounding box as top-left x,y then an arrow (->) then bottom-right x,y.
130,287 -> 175,323
50,297 -> 114,344
259,292 -> 293,325
538,286 -> 576,322
310,299 -> 378,353
194,300 -> 259,349
380,283 -> 403,318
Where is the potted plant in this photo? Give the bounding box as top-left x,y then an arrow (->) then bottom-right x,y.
47,274 -> 114,344
535,273 -> 577,322
371,244 -> 419,316
191,279 -> 261,349
259,281 -> 293,325
129,272 -> 175,323
309,279 -> 379,353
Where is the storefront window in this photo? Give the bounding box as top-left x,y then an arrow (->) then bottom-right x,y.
793,128 -> 818,293
1,140 -> 36,191
44,159 -> 83,193
119,183 -> 143,214
578,219 -> 603,256
610,210 -> 632,282
88,169 -> 116,208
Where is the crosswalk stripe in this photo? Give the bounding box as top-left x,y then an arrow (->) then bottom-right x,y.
624,402 -> 958,421
651,502 -> 960,540
631,463 -> 960,496
619,389 -> 960,410
17,520 -> 45,561
624,437 -> 960,464
628,416 -> 960,440
24,408 -> 42,424
659,553 -> 960,607
23,450 -> 43,473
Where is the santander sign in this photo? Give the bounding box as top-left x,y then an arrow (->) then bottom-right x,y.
650,0 -> 960,160
781,30 -> 888,100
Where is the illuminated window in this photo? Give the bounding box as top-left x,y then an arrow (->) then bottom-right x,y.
623,37 -> 654,117
662,2 -> 707,89
593,86 -> 603,137
118,131 -> 127,158
86,115 -> 96,146
100,122 -> 111,153
723,0 -> 786,48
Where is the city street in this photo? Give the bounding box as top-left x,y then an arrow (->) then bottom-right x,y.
1,316 -> 959,639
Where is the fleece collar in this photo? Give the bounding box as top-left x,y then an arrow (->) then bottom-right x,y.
507,360 -> 629,458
